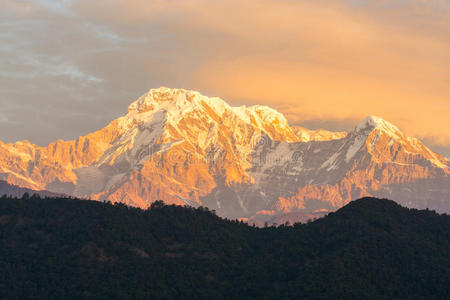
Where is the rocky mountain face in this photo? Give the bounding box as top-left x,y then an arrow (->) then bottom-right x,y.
0,87 -> 448,218
245,116 -> 450,217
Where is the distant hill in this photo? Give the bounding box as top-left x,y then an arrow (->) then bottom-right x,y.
0,196 -> 449,299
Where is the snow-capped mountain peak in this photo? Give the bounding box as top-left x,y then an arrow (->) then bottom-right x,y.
129,87 -> 225,111
129,87 -> 289,122
355,115 -> 402,135
123,87 -> 299,144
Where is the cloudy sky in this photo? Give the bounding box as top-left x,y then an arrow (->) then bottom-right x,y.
1,0 -> 449,156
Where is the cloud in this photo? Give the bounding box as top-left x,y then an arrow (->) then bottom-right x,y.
0,0 -> 449,156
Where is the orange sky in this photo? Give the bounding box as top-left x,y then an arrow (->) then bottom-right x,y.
1,0 -> 449,155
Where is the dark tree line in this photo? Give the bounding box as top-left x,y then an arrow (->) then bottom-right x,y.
0,195 -> 449,299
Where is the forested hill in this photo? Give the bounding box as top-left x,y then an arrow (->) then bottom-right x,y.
0,195 -> 449,299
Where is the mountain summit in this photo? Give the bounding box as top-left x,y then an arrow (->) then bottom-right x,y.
356,115 -> 401,133
0,88 -> 448,218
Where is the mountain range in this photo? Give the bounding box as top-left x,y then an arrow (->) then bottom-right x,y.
0,87 -> 448,219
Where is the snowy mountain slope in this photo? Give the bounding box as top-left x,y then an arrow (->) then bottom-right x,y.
0,88 -> 448,218
291,126 -> 347,142
243,116 -> 449,215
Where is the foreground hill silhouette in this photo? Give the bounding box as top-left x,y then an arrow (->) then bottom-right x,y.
0,195 -> 449,299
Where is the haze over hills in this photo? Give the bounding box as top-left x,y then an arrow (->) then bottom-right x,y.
0,87 -> 448,219
0,181 -> 61,199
